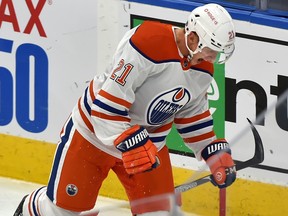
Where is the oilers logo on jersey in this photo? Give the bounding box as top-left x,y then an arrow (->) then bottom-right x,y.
66,184 -> 78,196
147,87 -> 191,125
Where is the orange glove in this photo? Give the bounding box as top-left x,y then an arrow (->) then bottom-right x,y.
114,125 -> 159,175
201,139 -> 236,188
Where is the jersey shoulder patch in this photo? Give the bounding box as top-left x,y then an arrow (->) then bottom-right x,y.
130,21 -> 179,63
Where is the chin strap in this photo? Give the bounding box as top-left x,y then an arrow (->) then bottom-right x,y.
184,32 -> 202,60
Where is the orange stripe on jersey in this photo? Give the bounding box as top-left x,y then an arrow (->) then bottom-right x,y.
28,191 -> 35,216
174,110 -> 211,124
78,98 -> 94,132
89,80 -> 96,101
191,61 -> 214,76
183,131 -> 215,143
98,89 -> 132,109
153,121 -> 173,133
130,21 -> 179,62
91,110 -> 131,122
212,138 -> 227,143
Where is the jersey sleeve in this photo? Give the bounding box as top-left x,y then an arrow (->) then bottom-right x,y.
174,91 -> 217,160
89,26 -> 155,146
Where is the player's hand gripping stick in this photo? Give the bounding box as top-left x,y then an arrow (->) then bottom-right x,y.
201,139 -> 236,188
114,125 -> 159,175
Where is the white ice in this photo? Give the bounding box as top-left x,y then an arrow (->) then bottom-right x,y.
0,176 -> 197,216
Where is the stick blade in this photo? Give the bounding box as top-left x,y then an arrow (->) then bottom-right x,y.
247,118 -> 265,163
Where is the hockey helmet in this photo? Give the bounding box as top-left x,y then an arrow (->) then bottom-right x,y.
185,3 -> 235,64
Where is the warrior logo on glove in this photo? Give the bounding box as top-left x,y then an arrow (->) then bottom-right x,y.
115,128 -> 149,152
206,141 -> 230,155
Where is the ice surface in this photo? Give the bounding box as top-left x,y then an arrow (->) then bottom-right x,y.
0,177 -> 129,216
0,177 -> 197,216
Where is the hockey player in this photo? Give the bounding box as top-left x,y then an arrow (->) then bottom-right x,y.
14,3 -> 236,216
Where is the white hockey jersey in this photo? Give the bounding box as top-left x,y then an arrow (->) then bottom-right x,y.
71,21 -> 217,160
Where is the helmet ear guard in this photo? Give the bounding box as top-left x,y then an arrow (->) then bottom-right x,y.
184,13 -> 203,59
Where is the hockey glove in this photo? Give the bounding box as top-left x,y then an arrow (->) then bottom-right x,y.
114,125 -> 159,175
201,139 -> 236,188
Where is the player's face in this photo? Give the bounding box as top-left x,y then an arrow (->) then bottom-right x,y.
190,47 -> 219,65
186,32 -> 219,65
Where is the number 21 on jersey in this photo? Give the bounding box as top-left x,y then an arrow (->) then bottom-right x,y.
110,59 -> 134,86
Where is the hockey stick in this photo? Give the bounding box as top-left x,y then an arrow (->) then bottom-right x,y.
175,118 -> 264,193
81,119 -> 263,215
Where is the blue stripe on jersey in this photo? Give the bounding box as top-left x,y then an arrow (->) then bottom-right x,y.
32,186 -> 45,216
177,119 -> 213,134
93,99 -> 128,116
150,136 -> 166,143
47,118 -> 73,201
84,87 -> 91,114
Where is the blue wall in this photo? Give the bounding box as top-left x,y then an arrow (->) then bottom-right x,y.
127,0 -> 288,29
